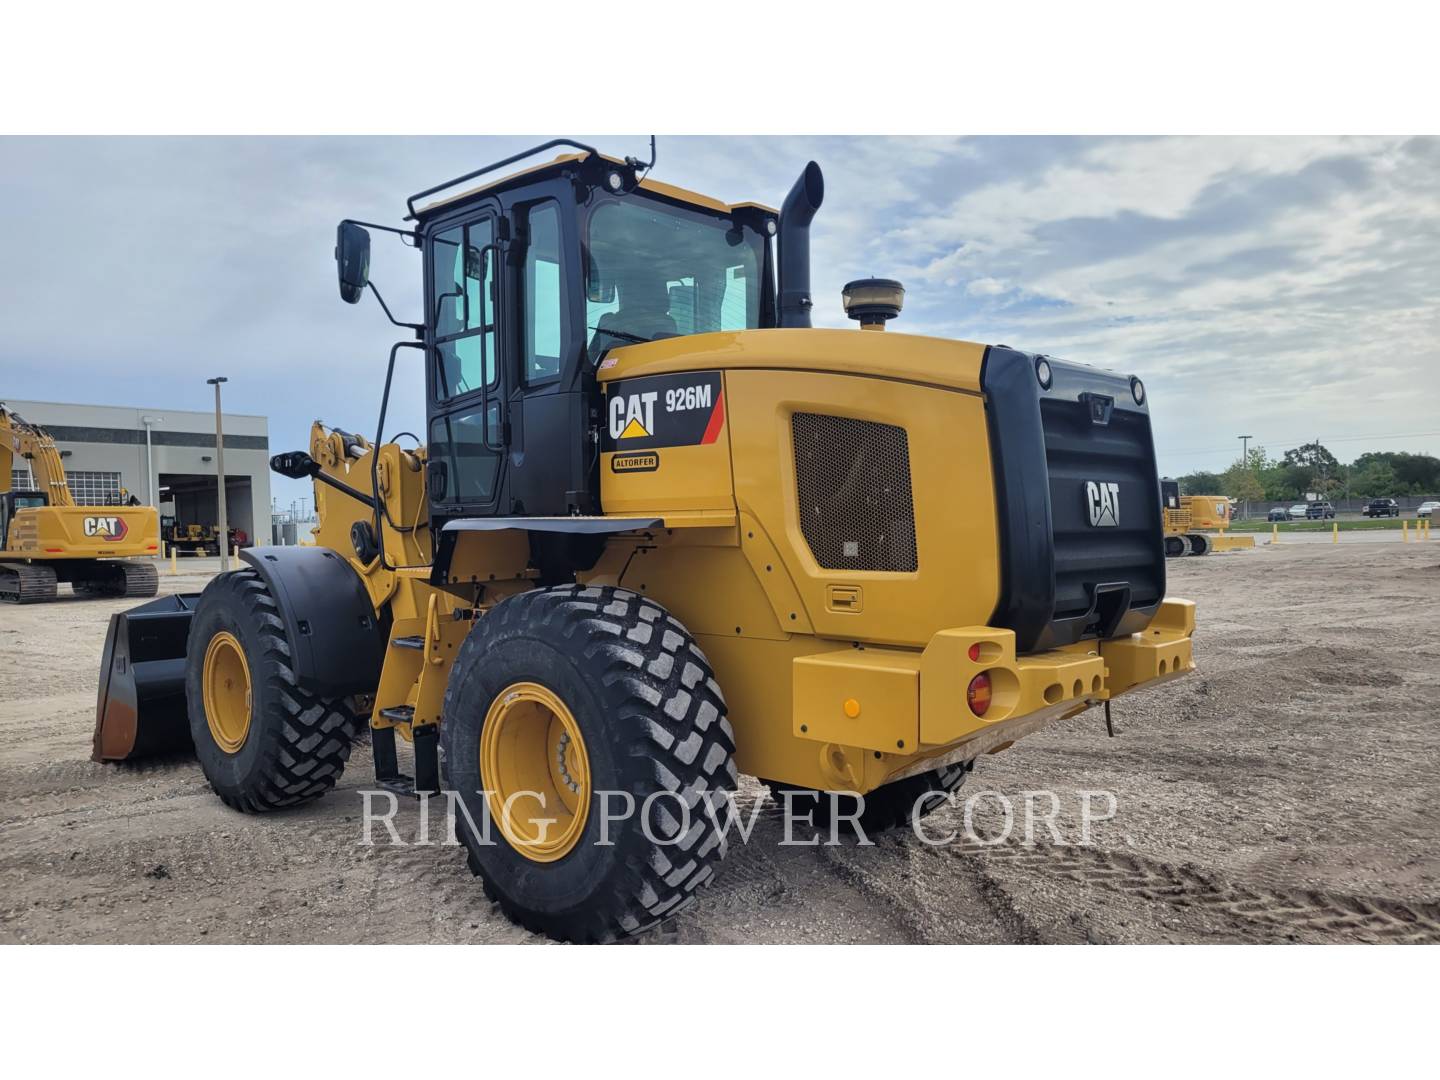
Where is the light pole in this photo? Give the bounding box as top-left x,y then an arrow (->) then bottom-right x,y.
207,377 -> 229,571
140,415 -> 163,506
1237,434 -> 1254,521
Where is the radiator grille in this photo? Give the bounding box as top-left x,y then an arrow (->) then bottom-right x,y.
792,412 -> 918,572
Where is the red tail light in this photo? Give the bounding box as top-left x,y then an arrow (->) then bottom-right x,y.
967,672 -> 992,717
967,643 -> 981,662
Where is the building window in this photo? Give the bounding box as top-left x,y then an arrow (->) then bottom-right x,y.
66,470 -> 125,505
10,467 -> 32,492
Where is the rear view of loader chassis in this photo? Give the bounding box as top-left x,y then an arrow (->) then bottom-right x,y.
95,356 -> 1196,942
92,142 -> 1196,943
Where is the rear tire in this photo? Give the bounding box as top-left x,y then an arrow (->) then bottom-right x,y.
765,760 -> 973,838
186,568 -> 362,812
441,585 -> 737,943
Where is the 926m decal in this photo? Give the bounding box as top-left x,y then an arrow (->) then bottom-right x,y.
602,371 -> 725,452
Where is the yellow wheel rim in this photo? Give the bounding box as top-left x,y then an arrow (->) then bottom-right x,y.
203,631 -> 252,754
480,681 -> 590,863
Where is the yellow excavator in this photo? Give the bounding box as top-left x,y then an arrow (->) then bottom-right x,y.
95,139 -> 1196,942
1160,479 -> 1255,556
1,403 -> 160,602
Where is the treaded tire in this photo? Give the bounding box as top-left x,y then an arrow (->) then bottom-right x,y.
441,585 -> 738,943
186,568 -> 362,812
765,759 -> 972,839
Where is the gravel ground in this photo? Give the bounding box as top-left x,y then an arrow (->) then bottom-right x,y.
2,543 -> 1439,944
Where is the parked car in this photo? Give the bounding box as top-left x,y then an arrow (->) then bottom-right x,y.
1362,498 -> 1400,518
1305,501 -> 1336,520
1287,504 -> 1308,520
1267,507 -> 1290,522
1418,501 -> 1440,519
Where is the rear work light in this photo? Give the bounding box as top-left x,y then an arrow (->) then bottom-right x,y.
967,672 -> 992,717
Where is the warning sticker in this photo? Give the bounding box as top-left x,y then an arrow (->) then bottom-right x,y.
602,371 -> 725,452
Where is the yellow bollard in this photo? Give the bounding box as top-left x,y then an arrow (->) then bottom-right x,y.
170,546 -> 178,575
1403,520 -> 1410,542
1272,522 -> 1279,544
1332,522 -> 1338,544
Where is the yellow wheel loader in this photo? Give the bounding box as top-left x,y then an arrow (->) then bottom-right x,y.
94,139 -> 1196,942
1160,479 -> 1255,556
1,403 -> 160,603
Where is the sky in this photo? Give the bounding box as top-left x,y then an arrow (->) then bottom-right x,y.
2,135 -> 1437,512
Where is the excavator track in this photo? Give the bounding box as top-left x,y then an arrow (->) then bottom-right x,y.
0,562 -> 60,604
117,560 -> 160,598
73,559 -> 160,599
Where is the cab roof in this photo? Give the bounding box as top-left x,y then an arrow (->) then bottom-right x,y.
413,151 -> 778,222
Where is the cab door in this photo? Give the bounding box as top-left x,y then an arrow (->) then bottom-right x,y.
425,202 -> 506,515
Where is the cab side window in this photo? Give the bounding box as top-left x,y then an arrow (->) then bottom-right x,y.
431,217 -> 496,400
523,202 -> 566,384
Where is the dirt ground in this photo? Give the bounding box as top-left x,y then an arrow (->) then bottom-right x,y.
3,542 -> 1439,944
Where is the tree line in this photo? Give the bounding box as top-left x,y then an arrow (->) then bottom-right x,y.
1175,445 -> 1440,503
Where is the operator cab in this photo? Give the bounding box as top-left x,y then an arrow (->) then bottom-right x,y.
415,154 -> 775,524
396,147 -> 776,526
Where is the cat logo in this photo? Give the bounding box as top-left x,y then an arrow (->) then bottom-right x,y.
609,390 -> 658,440
1085,481 -> 1120,528
83,515 -> 129,542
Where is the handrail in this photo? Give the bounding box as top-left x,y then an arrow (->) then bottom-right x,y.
404,138 -> 599,220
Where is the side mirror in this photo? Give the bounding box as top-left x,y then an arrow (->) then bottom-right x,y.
336,221 -> 371,304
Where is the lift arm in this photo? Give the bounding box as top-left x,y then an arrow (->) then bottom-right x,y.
0,404 -> 75,506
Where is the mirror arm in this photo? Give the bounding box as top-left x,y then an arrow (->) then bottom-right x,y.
342,218 -> 419,243
367,281 -> 424,339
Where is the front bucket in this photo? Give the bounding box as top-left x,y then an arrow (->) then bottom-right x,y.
92,593 -> 201,762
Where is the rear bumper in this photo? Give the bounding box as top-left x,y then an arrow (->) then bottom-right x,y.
791,598 -> 1195,778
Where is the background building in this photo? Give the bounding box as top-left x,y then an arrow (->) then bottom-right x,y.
4,398 -> 270,544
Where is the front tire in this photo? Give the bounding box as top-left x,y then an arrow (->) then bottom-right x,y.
441,585 -> 737,943
186,569 -> 362,812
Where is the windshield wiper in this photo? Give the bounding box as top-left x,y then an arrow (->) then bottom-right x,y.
588,326 -> 652,346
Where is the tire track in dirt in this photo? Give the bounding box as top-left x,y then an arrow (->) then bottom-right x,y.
353,801 -> 539,944
973,842 -> 1440,943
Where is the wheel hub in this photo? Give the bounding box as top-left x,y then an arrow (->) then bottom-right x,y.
480,681 -> 590,862
202,630 -> 252,754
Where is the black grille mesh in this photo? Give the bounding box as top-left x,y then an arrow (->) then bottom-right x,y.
792,412 -> 918,572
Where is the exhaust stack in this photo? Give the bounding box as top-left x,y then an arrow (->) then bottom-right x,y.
777,161 -> 825,328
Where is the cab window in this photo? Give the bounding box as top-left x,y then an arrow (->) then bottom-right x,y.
585,199 -> 763,357
523,202 -> 566,384
429,403 -> 502,503
431,217 -> 496,400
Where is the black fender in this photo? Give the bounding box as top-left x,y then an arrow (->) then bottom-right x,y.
239,546 -> 385,698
